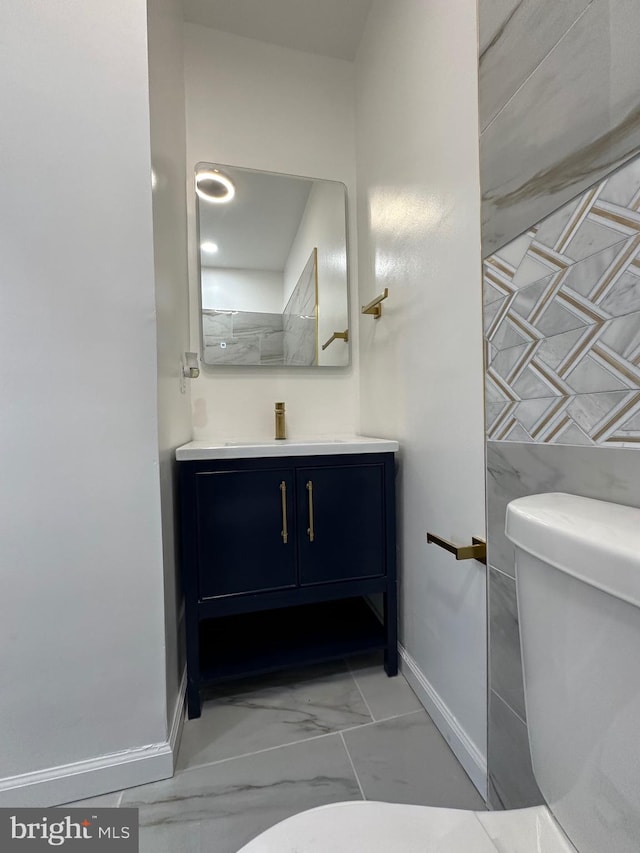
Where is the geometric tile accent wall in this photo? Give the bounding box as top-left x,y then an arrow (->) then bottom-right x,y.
484,156 -> 640,446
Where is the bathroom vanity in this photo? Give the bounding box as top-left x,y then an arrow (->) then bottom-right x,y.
177,437 -> 398,718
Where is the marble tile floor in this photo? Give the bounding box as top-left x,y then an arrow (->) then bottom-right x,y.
64,653 -> 485,853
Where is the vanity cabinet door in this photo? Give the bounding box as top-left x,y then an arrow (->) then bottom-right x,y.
195,469 -> 296,599
296,464 -> 385,586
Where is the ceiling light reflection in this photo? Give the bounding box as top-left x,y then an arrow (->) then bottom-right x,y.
196,170 -> 236,204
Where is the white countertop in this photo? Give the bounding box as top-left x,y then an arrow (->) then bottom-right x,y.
176,436 -> 399,461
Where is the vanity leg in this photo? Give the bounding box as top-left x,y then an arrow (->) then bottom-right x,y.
382,454 -> 398,676
383,586 -> 398,677
185,610 -> 202,718
187,675 -> 201,720
181,462 -> 203,719
185,605 -> 201,719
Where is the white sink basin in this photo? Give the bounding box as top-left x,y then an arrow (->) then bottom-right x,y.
176,436 -> 399,460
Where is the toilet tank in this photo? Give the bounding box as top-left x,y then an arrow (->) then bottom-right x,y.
505,493 -> 640,853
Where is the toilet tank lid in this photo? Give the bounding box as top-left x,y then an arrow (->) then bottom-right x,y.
505,493 -> 640,609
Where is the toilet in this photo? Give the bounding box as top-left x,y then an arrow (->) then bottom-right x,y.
237,493 -> 640,853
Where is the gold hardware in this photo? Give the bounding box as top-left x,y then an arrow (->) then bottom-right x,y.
321,329 -> 349,351
361,287 -> 389,319
280,481 -> 288,544
426,533 -> 486,564
306,480 -> 315,542
275,401 -> 286,440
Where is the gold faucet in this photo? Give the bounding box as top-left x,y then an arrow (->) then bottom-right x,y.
275,402 -> 286,440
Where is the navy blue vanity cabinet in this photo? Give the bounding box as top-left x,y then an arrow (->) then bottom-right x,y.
195,469 -> 296,598
180,452 -> 397,719
296,465 -> 385,585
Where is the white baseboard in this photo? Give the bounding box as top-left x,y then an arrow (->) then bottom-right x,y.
0,669 -> 188,808
168,667 -> 187,771
399,644 -> 488,801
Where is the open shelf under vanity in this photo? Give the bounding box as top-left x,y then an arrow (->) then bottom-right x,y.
198,597 -> 386,685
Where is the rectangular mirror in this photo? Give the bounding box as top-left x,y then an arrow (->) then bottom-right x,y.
196,163 -> 349,367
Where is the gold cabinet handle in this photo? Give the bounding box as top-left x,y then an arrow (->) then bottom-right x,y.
280,481 -> 288,544
426,532 -> 486,564
306,480 -> 315,542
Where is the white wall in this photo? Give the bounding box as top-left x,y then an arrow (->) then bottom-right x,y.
284,182 -> 349,367
201,268 -> 284,313
356,0 -> 487,792
0,0 -> 170,804
147,0 -> 192,737
184,24 -> 359,440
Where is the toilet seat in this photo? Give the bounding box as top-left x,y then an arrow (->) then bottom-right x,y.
237,801 -> 577,853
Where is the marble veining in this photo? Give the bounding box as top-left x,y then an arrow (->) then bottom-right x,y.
202,310 -> 284,365
484,153 -> 640,446
202,311 -> 232,337
260,330 -> 285,364
63,658 -> 484,852
485,388 -> 640,447
122,735 -> 361,853
342,711 -> 486,810
482,23 -> 640,798
283,249 -> 317,366
489,567 -> 525,721
485,434 -> 640,813
177,662 -> 371,771
283,313 -> 316,366
488,691 -> 542,811
480,0 -> 640,254
486,440 -> 640,578
203,335 -> 260,366
232,312 -> 284,338
479,0 -> 592,132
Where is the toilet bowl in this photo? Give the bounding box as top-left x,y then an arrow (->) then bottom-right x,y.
237,801 -> 576,853
237,494 -> 640,853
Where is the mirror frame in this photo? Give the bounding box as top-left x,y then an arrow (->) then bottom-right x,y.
194,162 -> 351,369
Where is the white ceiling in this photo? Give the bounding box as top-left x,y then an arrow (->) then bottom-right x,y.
183,0 -> 373,61
198,165 -> 313,271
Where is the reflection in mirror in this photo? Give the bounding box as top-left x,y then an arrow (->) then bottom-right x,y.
196,163 -> 349,368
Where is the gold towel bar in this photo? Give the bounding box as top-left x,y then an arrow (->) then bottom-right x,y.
361,287 -> 389,319
426,533 -> 486,564
321,329 -> 349,351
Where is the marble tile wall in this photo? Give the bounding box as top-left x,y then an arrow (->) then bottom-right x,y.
283,250 -> 317,366
480,0 -> 640,256
282,313 -> 316,366
485,441 -> 640,808
202,310 -> 284,366
482,152 -> 640,808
